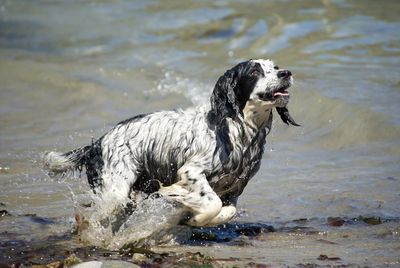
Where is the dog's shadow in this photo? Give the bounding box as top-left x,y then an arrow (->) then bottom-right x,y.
187,222 -> 276,245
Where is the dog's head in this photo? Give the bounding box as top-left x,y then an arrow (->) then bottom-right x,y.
209,59 -> 299,126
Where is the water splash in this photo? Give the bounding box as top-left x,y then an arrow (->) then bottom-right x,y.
71,179 -> 189,250
151,71 -> 210,106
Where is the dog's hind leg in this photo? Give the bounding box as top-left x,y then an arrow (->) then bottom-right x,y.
93,162 -> 139,233
93,175 -> 137,233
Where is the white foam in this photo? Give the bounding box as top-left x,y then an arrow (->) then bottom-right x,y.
152,71 -> 210,105
73,184 -> 190,250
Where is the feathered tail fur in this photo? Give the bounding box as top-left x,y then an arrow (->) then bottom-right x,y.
42,146 -> 89,176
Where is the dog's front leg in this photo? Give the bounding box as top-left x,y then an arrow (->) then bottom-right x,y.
159,164 -> 222,227
203,205 -> 237,227
180,164 -> 223,226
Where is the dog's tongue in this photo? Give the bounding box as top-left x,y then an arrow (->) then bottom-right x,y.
259,90 -> 289,100
273,91 -> 289,97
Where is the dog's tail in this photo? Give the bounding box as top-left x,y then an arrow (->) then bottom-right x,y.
42,146 -> 90,176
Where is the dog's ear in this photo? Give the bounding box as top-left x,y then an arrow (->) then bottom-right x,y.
209,68 -> 241,124
276,107 -> 300,126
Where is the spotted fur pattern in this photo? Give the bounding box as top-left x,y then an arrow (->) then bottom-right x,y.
43,59 -> 298,227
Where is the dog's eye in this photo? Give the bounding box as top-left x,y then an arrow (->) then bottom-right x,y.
274,66 -> 279,70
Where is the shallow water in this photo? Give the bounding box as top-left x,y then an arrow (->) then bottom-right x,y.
1,0 -> 400,266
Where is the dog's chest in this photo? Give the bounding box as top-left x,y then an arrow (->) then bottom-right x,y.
243,99 -> 273,128
211,124 -> 268,204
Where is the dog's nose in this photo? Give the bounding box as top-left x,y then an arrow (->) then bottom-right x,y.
277,70 -> 292,78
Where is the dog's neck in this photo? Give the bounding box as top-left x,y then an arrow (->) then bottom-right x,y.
243,98 -> 274,129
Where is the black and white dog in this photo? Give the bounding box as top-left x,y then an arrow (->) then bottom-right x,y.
44,59 -> 299,227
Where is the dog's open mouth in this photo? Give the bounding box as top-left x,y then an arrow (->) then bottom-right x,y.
257,85 -> 290,101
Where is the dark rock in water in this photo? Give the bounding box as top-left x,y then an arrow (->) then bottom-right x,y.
136,251 -> 214,267
327,217 -> 345,227
317,254 -> 341,261
63,254 -> 82,266
358,216 -> 382,225
0,209 -> 10,217
119,245 -> 155,257
293,218 -> 309,224
234,223 -> 275,236
191,229 -> 219,241
327,215 -> 387,227
189,222 -> 275,243
281,226 -> 317,235
23,213 -> 56,225
246,262 -> 269,268
228,236 -> 253,247
237,225 -> 263,236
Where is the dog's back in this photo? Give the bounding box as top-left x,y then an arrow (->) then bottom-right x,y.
43,107 -> 215,192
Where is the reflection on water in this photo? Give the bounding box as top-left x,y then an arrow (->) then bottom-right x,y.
0,0 -> 399,266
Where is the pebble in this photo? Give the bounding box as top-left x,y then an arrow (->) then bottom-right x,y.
72,260 -> 140,268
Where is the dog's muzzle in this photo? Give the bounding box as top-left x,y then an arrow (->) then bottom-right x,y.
256,69 -> 292,102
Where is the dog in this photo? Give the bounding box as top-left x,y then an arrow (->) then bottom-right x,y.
43,59 -> 299,228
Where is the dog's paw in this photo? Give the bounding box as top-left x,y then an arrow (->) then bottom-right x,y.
203,205 -> 237,227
